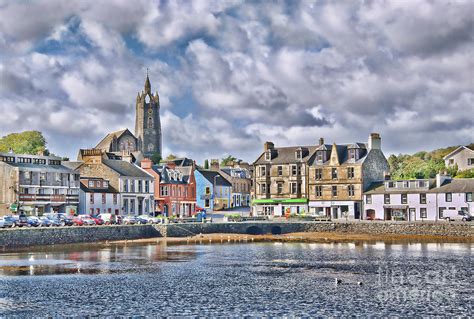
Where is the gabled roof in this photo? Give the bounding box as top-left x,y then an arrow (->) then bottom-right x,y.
443,145 -> 474,160
156,165 -> 193,184
95,129 -> 136,150
311,143 -> 369,166
197,169 -> 232,187
102,159 -> 152,178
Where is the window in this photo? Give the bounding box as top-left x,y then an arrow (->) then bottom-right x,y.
277,166 -> 283,176
445,193 -> 452,202
348,149 -> 356,160
315,168 -> 322,180
160,186 -> 169,197
124,180 -> 128,192
138,181 -> 143,193
18,157 -> 32,164
261,184 -> 267,194
264,151 -> 271,161
277,183 -> 283,194
331,168 -> 338,180
420,193 -> 426,204
448,159 -> 454,165
387,181 -> 395,188
145,181 -> 150,193
295,150 -> 302,160
420,208 -> 427,219
148,117 -> 154,128
103,181 -> 109,188
332,186 -> 338,197
260,166 -> 266,176
347,167 -> 354,179
23,171 -> 31,180
466,193 -> 473,202
33,158 -> 46,165
348,185 -> 355,197
317,151 -> 325,162
205,199 -> 210,208
291,165 -> 297,176
130,199 -> 135,213
90,194 -> 94,204
315,186 -> 322,197
130,180 -> 135,192
40,172 -> 47,181
205,186 -> 210,195
291,183 -> 298,194
113,194 -> 117,205
366,194 -> 372,204
401,194 -> 407,204
48,160 -> 61,165
384,194 -> 390,204
102,194 -> 106,204
95,181 -> 101,187
468,158 -> 474,166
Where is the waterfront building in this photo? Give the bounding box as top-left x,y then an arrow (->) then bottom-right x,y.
66,149 -> 154,216
141,158 -> 196,217
307,133 -> 389,220
94,73 -> 162,161
252,142 -> 318,216
195,169 -> 232,211
0,152 -> 80,216
443,145 -> 474,171
363,173 -> 474,220
219,167 -> 251,207
79,177 -> 120,215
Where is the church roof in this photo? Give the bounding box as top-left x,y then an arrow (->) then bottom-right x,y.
102,159 -> 152,178
95,128 -> 136,151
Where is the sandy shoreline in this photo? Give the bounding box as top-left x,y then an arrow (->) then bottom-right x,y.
109,231 -> 474,246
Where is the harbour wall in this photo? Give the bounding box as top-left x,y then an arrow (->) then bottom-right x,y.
0,222 -> 472,249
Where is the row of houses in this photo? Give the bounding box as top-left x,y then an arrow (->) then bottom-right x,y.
0,149 -> 252,217
251,134 -> 474,221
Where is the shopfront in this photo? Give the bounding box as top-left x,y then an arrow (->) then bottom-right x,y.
308,201 -> 361,220
252,199 -> 308,217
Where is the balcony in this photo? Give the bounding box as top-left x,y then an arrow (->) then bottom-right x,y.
19,194 -> 79,203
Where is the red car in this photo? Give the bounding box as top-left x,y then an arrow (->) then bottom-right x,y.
72,216 -> 84,226
90,215 -> 104,225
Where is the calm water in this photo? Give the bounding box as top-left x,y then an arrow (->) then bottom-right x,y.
0,241 -> 472,317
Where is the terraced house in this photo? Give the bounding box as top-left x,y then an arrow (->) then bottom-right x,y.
308,134 -> 389,220
252,142 -> 318,216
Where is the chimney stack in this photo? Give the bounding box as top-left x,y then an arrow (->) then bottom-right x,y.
436,171 -> 451,188
368,133 -> 381,150
264,141 -> 274,151
141,158 -> 153,169
319,137 -> 324,146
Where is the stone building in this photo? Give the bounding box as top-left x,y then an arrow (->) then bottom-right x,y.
364,173 -> 474,221
252,142 -> 318,216
65,149 -> 154,216
0,152 -> 80,216
94,73 -> 162,160
307,133 -> 389,220
443,145 -> 474,171
141,158 -> 197,217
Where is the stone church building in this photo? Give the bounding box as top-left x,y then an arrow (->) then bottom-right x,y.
94,74 -> 162,161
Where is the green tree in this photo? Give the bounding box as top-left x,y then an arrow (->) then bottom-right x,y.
151,152 -> 162,164
204,159 -> 209,169
455,169 -> 474,178
221,155 -> 237,167
0,131 -> 48,155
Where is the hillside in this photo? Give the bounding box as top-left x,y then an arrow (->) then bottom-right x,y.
388,143 -> 474,180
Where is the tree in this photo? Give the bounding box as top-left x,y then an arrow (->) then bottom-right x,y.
221,155 -> 237,167
455,169 -> 474,178
204,159 -> 209,169
151,152 -> 162,164
0,131 -> 48,155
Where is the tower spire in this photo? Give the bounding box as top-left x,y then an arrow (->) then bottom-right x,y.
144,68 -> 151,94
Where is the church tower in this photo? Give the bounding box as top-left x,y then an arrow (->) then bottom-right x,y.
135,72 -> 162,158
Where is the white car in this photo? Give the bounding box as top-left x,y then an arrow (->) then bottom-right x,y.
443,209 -> 472,221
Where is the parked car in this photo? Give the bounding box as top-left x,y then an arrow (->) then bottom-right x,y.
0,216 -> 14,228
79,215 -> 96,226
99,213 -> 117,225
90,215 -> 104,225
123,216 -> 137,225
44,213 -> 74,226
72,216 -> 84,226
137,215 -> 153,224
11,214 -> 29,227
443,209 -> 472,222
27,217 -> 40,227
44,216 -> 62,227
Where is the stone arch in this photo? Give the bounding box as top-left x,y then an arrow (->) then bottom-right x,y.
246,226 -> 262,235
271,226 -> 282,235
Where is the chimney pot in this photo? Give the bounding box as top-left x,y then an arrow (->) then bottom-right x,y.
264,141 -> 274,151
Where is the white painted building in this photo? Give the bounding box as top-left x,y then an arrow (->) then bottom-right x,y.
363,174 -> 474,221
79,177 -> 120,215
443,145 -> 474,171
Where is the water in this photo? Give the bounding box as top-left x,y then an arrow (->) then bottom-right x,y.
0,242 -> 472,317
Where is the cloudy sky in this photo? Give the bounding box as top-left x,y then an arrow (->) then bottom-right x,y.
0,0 -> 472,163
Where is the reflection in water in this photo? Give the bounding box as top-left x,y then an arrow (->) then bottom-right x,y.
0,241 -> 471,317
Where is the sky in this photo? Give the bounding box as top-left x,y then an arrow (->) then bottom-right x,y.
0,0 -> 473,164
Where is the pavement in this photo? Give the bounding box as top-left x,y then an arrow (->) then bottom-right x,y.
207,206 -> 251,222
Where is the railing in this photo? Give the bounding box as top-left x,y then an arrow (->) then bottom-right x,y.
19,194 -> 79,203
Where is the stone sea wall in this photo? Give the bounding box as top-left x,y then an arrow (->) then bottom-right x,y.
0,222 -> 472,249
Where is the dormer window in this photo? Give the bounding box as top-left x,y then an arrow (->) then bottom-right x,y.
295,150 -> 302,160
265,150 -> 271,161
317,151 -> 326,162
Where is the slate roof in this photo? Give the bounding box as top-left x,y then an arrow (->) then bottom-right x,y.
429,178 -> 474,193
4,162 -> 76,174
154,165 -> 193,184
80,180 -> 119,194
166,157 -> 194,167
197,169 -> 232,187
253,146 -> 319,165
364,180 -> 435,194
62,161 -> 83,171
103,159 -> 152,178
220,167 -> 251,179
311,143 -> 368,166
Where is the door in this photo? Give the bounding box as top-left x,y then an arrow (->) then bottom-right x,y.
332,207 -> 338,219
409,208 -> 416,221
